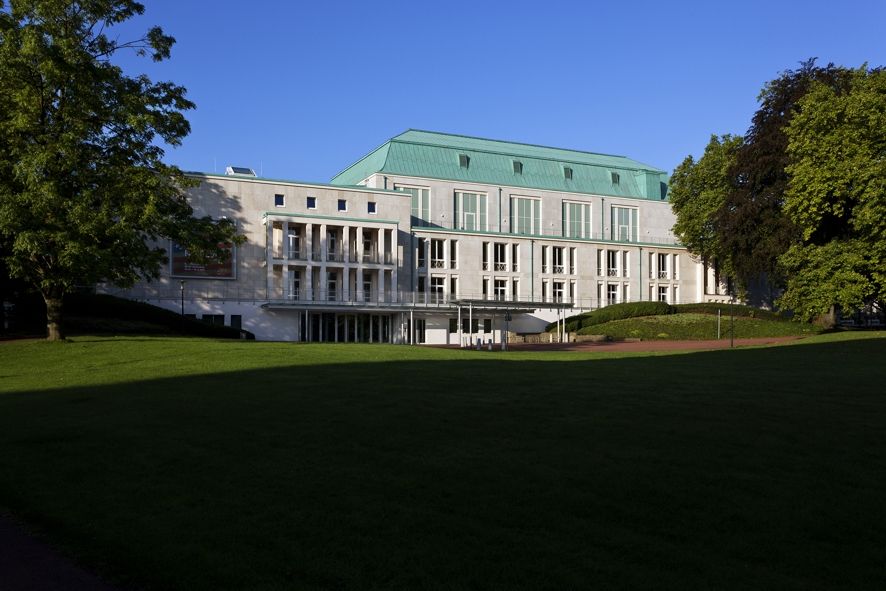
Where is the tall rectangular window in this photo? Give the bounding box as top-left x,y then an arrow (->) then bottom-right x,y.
553,281 -> 564,302
541,246 -> 549,273
611,206 -> 638,242
430,239 -> 445,268
569,248 -> 576,275
493,243 -> 507,271
482,241 -> 489,271
658,253 -> 669,279
511,244 -> 519,272
454,192 -> 487,231
510,196 -> 541,235
607,250 -> 619,276
494,279 -> 507,300
395,185 -> 430,225
552,247 -> 564,274
562,201 -> 592,238
450,240 -> 458,269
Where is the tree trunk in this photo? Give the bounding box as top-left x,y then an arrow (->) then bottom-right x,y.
43,291 -> 65,341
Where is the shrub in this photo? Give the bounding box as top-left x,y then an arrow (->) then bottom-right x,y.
671,302 -> 785,321
64,293 -> 254,339
550,301 -> 672,332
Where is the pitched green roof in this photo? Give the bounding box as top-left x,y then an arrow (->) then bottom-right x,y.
331,130 -> 669,201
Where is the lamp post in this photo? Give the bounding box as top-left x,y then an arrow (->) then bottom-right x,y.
179,280 -> 185,325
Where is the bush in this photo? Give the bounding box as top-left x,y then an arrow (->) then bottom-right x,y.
551,301 -> 672,332
670,302 -> 785,321
64,293 -> 254,339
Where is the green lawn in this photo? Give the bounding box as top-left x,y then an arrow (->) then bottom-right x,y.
1,333 -> 885,590
578,313 -> 821,339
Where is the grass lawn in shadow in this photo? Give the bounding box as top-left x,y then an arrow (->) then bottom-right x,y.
0,332 -> 884,589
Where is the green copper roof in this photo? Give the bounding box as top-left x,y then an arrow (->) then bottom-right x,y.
331,130 -> 669,201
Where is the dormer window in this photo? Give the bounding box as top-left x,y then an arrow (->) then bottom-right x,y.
513,160 -> 523,174
611,171 -> 620,185
563,167 -> 573,180
458,154 -> 470,168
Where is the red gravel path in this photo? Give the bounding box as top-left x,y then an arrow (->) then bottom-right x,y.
469,336 -> 805,352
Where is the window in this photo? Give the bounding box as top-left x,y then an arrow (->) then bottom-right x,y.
450,240 -> 458,269
553,281 -> 564,302
450,276 -> 458,298
431,239 -> 445,268
482,277 -> 489,299
607,250 -> 619,276
673,254 -> 679,280
552,247 -> 564,274
622,251 -> 629,278
513,160 -> 523,174
658,285 -> 669,303
449,318 -> 458,333
337,199 -> 347,212
511,244 -> 519,272
562,201 -> 592,238
482,241 -> 489,270
569,248 -> 576,275
327,230 -> 339,261
363,272 -> 373,302
542,280 -> 548,301
493,243 -> 507,271
430,276 -> 445,303
541,245 -> 549,273
368,201 -> 376,214
512,279 -> 519,300
611,206 -> 638,242
611,171 -> 620,185
510,196 -> 541,235
454,191 -> 487,231
306,196 -> 316,209
494,279 -> 507,301
658,253 -> 669,279
327,271 -> 337,301
564,166 -> 573,180
607,284 -> 619,305
230,315 -> 242,329
417,240 -> 426,268
459,153 -> 470,168
274,194 -> 285,207
483,319 -> 492,333
395,185 -> 430,224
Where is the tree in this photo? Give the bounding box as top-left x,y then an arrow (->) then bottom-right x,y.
0,0 -> 239,340
669,134 -> 742,287
714,59 -> 854,305
778,66 -> 886,321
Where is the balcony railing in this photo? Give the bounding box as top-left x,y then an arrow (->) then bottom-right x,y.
658,270 -> 669,279
553,265 -> 564,274
431,259 -> 445,268
494,262 -> 507,271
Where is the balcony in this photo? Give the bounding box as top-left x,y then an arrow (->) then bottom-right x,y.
494,262 -> 507,272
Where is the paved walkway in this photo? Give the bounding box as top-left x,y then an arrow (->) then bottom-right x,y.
0,513 -> 118,591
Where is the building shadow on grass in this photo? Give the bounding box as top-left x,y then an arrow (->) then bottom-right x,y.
0,338 -> 884,590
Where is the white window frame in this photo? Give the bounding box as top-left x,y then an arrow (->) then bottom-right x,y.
510,195 -> 542,235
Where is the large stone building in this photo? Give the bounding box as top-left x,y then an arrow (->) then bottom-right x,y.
111,130 -> 729,343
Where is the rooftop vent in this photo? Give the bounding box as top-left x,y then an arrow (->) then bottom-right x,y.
513,160 -> 523,174
458,154 -> 470,168
563,166 -> 573,180
225,166 -> 256,176
610,171 -> 620,185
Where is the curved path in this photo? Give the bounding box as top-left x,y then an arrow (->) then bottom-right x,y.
484,336 -> 805,353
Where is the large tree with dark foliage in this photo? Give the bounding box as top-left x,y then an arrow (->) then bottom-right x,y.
712,59 -> 854,303
0,0 -> 239,340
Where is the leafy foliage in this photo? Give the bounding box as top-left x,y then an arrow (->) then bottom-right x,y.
712,60 -> 854,302
669,134 -> 742,277
778,66 -> 886,320
0,1 -> 241,339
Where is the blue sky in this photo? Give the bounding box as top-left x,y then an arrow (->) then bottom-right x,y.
113,0 -> 886,181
